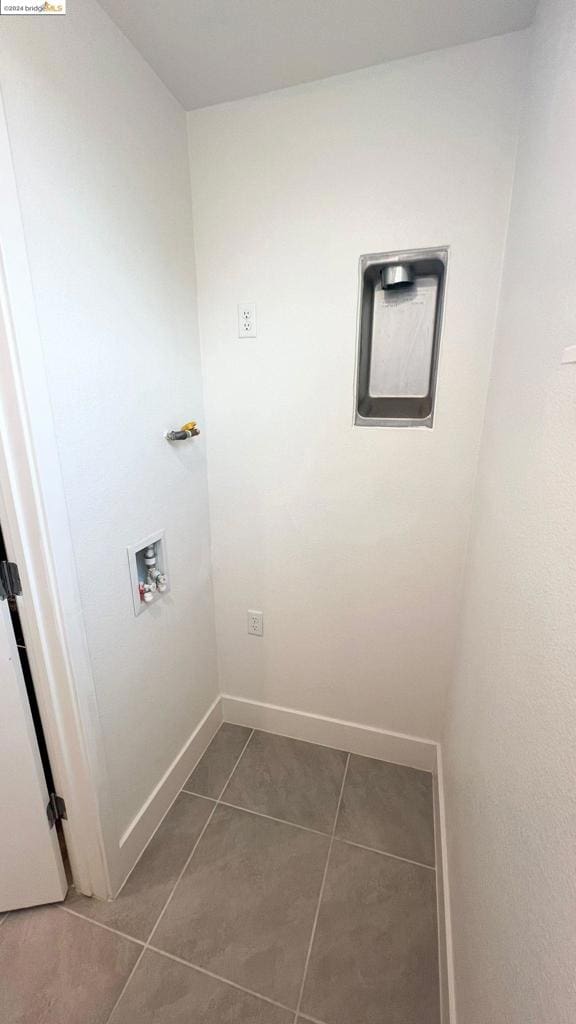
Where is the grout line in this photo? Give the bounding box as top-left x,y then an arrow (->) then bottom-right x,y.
102,729 -> 255,1024
335,837 -> 436,872
104,943 -> 148,1024
216,728 -> 255,798
331,752 -> 350,834
144,803 -> 217,946
182,789 -> 435,870
103,804 -> 220,1024
69,733 -> 255,972
57,905 -> 146,946
147,944 -> 296,1014
143,729 -> 255,950
217,800 -> 328,837
294,752 -> 351,1021
180,788 -> 216,801
225,721 -> 352,758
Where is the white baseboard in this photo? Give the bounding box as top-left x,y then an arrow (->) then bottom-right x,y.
434,745 -> 457,1024
221,694 -> 437,771
114,695 -> 222,893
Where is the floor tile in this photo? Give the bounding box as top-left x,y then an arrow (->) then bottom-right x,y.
110,948 -> 294,1023
335,754 -> 435,865
221,731 -> 348,833
0,904 -> 140,1024
67,792 -> 213,940
184,723 -> 252,798
301,840 -> 440,1024
153,803 -> 330,1008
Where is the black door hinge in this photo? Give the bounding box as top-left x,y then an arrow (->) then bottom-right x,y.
0,561 -> 22,601
46,793 -> 67,829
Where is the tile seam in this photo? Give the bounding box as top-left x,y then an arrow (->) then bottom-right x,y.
336,836 -> 436,871
218,799 -> 329,837
147,943 -> 297,1014
142,730 -> 255,950
102,728 -> 255,1023
57,904 -> 146,945
294,752 -> 351,1020
182,788 -> 436,869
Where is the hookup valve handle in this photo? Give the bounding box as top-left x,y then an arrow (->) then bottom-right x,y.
165,420 -> 200,441
139,544 -> 168,604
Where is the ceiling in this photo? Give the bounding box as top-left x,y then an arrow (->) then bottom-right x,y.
99,0 -> 537,110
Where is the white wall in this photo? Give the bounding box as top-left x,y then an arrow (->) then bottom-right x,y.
442,1 -> 576,1021
0,1 -> 217,880
188,34 -> 526,742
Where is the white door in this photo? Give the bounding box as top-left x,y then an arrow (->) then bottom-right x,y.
0,593 -> 67,912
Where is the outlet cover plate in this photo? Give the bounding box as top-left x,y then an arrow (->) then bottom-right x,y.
247,609 -> 263,636
238,303 -> 256,338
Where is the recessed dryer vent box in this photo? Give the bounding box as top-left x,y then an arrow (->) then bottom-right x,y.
354,247 -> 448,428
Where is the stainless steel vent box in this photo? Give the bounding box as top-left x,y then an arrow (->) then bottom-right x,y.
354,247 -> 448,428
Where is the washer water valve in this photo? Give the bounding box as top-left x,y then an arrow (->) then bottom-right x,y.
127,530 -> 170,616
138,545 -> 168,604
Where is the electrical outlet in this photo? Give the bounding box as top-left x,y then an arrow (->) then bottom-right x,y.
238,303 -> 256,338
247,609 -> 263,636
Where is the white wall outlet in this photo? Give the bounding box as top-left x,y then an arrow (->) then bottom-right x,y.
247,609 -> 263,636
238,303 -> 256,338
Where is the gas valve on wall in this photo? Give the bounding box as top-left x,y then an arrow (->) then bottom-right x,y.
138,545 -> 168,604
165,420 -> 200,442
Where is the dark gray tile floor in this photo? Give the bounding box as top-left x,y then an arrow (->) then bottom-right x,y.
219,730 -> 348,833
184,723 -> 252,798
0,726 -> 440,1024
0,904 -> 140,1024
68,792 -> 213,941
336,754 -> 435,867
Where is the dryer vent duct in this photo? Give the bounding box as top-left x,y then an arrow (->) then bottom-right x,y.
380,262 -> 414,290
